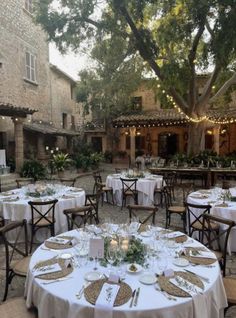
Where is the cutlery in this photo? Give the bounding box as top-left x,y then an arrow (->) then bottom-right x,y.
129,289 -> 136,308
184,269 -> 210,283
41,276 -> 72,285
155,284 -> 177,301
134,287 -> 140,306
76,283 -> 89,299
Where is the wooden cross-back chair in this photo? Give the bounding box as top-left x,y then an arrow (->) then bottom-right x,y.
202,214 -> 235,277
28,199 -> 58,252
63,206 -> 93,230
0,219 -> 31,301
16,178 -> 34,188
120,177 -> 138,209
185,202 -> 219,241
128,204 -> 158,225
59,177 -> 77,187
85,192 -> 100,224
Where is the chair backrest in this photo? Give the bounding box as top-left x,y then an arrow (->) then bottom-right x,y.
120,178 -> 138,196
85,192 -> 100,223
59,177 -> 77,187
128,204 -> 158,225
93,173 -> 103,194
28,199 -> 58,226
16,178 -> 34,188
202,214 -> 235,276
163,172 -> 176,187
63,206 -> 93,230
0,220 -> 28,273
185,202 -> 211,237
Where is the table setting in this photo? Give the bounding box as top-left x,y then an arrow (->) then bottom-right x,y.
187,186 -> 236,252
106,169 -> 164,206
0,182 -> 85,241
25,222 -> 227,318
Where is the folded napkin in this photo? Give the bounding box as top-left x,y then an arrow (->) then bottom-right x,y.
47,237 -> 72,245
190,250 -> 216,259
170,276 -> 203,296
166,231 -> 184,239
34,263 -> 62,277
170,276 -> 207,318
94,283 -> 120,318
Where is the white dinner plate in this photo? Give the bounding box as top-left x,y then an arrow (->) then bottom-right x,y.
127,263 -> 142,273
173,258 -> 189,267
139,273 -> 156,285
59,253 -> 72,260
84,271 -> 102,282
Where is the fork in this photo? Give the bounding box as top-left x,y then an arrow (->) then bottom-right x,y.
76,282 -> 89,299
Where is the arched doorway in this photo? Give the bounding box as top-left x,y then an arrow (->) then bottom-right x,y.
158,132 -> 178,158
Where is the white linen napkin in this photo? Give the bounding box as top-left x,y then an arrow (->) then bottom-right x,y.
47,237 -> 72,245
34,263 -> 62,277
190,250 -> 216,259
94,283 -> 120,318
166,231 -> 185,239
169,276 -> 207,318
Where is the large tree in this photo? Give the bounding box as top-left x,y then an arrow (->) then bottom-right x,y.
36,0 -> 236,155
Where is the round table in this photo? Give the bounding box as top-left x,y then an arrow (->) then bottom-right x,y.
106,174 -> 163,206
0,184 -> 85,241
25,227 -> 227,318
187,188 -> 236,253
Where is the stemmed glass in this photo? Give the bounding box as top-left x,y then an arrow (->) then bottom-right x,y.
106,244 -> 117,274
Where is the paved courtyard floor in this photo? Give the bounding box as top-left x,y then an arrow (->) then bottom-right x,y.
0,163 -> 236,316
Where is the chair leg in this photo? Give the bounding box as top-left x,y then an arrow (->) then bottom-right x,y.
30,226 -> 34,254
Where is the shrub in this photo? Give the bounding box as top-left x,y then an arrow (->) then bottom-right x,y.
21,160 -> 47,181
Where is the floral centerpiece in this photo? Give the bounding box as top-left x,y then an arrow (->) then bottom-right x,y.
125,169 -> 145,179
26,184 -> 56,197
100,236 -> 146,267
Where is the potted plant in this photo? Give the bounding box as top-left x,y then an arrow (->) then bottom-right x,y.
51,153 -> 72,177
21,160 -> 47,181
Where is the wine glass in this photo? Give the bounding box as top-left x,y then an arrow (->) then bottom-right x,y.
106,245 -> 117,274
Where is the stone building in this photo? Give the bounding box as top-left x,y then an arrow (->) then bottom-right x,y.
0,0 -> 80,171
112,81 -> 236,164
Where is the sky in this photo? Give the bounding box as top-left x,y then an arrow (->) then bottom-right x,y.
49,43 -> 88,81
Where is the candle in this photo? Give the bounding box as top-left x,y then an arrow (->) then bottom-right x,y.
110,239 -> 118,248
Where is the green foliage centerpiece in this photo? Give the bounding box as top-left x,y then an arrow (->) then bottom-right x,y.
100,235 -> 146,267
26,184 -> 56,198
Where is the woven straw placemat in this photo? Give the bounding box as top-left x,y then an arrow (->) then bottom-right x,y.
169,235 -> 187,243
84,278 -> 132,306
44,236 -> 74,250
185,255 -> 216,265
158,271 -> 204,297
34,256 -> 73,280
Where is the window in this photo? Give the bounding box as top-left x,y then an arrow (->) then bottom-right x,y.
131,96 -> 142,111
25,52 -> 36,83
71,115 -> 75,130
25,0 -> 33,14
62,113 -> 67,129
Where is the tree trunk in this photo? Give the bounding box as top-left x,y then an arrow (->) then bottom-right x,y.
187,121 -> 207,156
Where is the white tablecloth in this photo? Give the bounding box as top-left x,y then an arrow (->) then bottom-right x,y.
187,188 -> 236,253
106,174 -> 163,206
0,185 -> 85,241
25,228 -> 227,318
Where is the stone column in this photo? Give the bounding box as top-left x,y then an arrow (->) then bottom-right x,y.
130,127 -> 136,166
37,134 -> 46,160
213,126 -> 220,154
13,117 -> 24,172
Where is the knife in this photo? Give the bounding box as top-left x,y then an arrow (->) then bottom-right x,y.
129,289 -> 136,308
184,269 -> 210,283
134,287 -> 140,306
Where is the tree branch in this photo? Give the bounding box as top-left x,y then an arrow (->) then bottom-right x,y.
114,2 -> 189,113
188,23 -> 205,110
210,72 -> 236,103
197,64 -> 221,108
